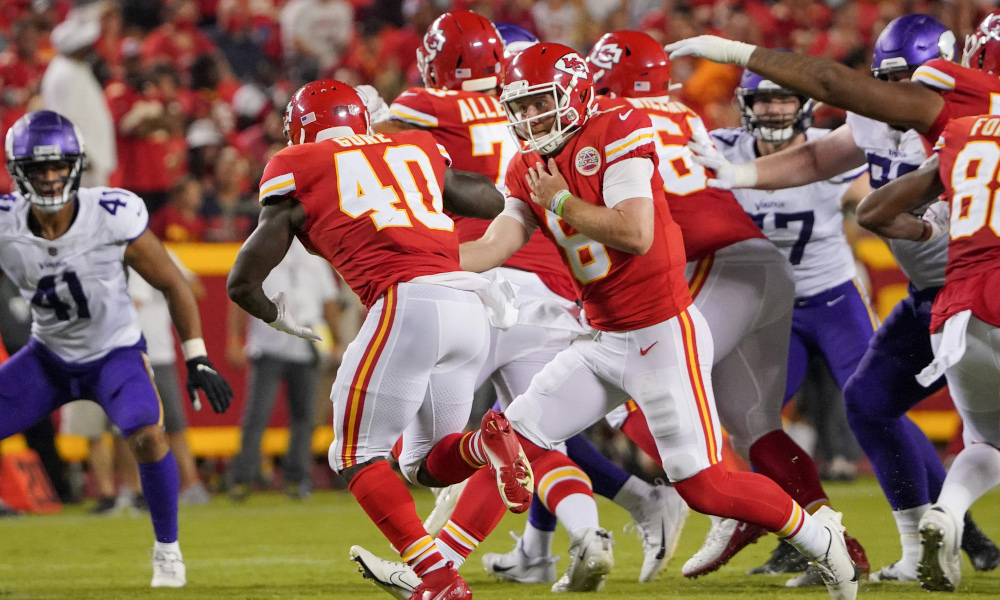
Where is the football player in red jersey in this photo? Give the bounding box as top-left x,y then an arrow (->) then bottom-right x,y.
664,10 -> 1000,146
227,80 -> 532,600
498,29 -> 868,582
857,113 -> 1000,593
460,42 -> 859,600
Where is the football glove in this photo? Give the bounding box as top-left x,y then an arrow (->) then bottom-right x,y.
267,291 -> 323,342
186,356 -> 233,414
664,35 -> 757,66
356,84 -> 391,124
687,129 -> 758,189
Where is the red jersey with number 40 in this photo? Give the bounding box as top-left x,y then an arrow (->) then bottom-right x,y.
596,96 -> 764,261
258,130 -> 460,308
930,114 -> 1000,331
390,87 -> 577,301
505,106 -> 691,331
912,59 -> 1000,143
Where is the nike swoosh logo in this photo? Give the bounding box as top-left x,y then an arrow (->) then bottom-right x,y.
619,109 -> 633,121
655,520 -> 667,560
388,571 -> 416,590
640,342 -> 658,356
196,364 -> 218,375
492,565 -> 516,573
826,295 -> 845,307
737,522 -> 748,532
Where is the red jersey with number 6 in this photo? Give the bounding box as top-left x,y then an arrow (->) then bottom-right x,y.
596,96 -> 764,261
912,59 -> 1000,143
390,87 -> 578,301
930,114 -> 1000,330
258,130 -> 459,308
504,105 -> 691,331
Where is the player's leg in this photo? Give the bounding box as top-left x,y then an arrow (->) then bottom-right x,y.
61,401 -> 117,510
227,357 -> 283,498
151,362 -> 208,505
91,345 -> 182,587
337,284 -> 496,597
622,307 -> 859,600
284,359 -> 319,498
918,316 -> 1000,592
842,289 -> 947,580
0,340 -> 66,442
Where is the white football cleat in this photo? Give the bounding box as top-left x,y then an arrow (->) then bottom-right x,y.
869,560 -> 918,583
150,548 -> 186,588
482,532 -> 559,583
917,505 -> 962,592
682,516 -> 766,578
625,484 -> 689,582
350,545 -> 420,600
551,528 -> 614,593
423,481 -> 466,538
809,506 -> 860,600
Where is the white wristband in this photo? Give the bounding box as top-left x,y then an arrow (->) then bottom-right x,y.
725,41 -> 756,67
733,163 -> 759,188
181,338 -> 208,360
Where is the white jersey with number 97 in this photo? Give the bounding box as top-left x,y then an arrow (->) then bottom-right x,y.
0,187 -> 147,362
710,127 -> 866,298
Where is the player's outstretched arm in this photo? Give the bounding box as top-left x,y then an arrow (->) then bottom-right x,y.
126,230 -> 233,413
460,215 -> 532,273
856,155 -> 945,240
747,125 -> 867,189
665,37 -> 945,133
442,167 -> 505,219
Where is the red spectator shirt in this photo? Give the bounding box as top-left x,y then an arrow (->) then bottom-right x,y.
141,23 -> 217,76
930,115 -> 1000,331
258,131 -> 461,308
390,87 -> 578,301
912,59 -> 1000,143
105,81 -> 185,194
504,106 -> 692,331
596,96 -> 765,261
149,205 -> 205,242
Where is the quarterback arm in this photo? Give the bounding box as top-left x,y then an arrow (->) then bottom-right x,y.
227,197 -> 304,323
442,168 -> 505,219
460,212 -> 533,272
125,230 -> 202,343
666,39 -> 945,133
856,155 -> 945,240
751,125 -> 867,189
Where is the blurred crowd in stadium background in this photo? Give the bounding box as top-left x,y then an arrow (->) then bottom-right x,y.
1,0 -> 996,507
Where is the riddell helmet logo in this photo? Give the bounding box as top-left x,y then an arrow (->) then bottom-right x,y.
555,53 -> 589,78
590,43 -> 623,69
423,28 -> 446,61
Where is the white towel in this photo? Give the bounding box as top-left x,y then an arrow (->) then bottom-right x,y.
411,271 -> 520,330
916,309 -> 972,387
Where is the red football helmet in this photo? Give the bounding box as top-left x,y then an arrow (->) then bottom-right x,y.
283,80 -> 370,146
417,10 -> 504,92
500,43 -> 595,155
964,10 -> 1000,75
587,31 -> 671,99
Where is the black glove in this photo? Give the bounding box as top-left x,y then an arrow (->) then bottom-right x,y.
185,356 -> 233,414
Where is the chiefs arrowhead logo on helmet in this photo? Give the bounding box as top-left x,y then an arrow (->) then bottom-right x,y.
589,43 -> 623,70
422,28 -> 446,62
554,53 -> 589,79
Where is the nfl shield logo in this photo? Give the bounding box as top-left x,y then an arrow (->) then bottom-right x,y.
48,247 -> 57,256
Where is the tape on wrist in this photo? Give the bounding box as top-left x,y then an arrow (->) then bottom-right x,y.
551,190 -> 571,217
182,338 -> 208,360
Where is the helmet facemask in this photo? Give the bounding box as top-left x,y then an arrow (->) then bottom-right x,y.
737,86 -> 814,146
501,80 -> 582,155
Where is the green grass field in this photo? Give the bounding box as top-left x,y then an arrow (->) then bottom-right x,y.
1,478 -> 998,599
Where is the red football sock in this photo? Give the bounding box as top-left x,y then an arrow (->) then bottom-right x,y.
620,404 -> 659,462
348,461 -> 446,576
424,431 -> 488,485
673,463 -> 796,532
437,466 -> 507,561
532,451 -> 594,512
750,430 -> 830,513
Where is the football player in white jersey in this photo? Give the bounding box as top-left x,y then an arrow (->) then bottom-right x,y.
0,110 -> 233,587
690,15 -> 1000,581
690,68 -> 876,586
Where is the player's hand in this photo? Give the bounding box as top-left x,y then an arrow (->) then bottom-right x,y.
663,35 -> 756,66
526,158 -> 570,210
186,356 -> 233,414
919,200 -> 950,242
356,84 -> 391,124
267,291 -> 323,342
687,129 -> 758,189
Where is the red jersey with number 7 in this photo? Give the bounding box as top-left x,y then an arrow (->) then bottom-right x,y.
504,105 -> 691,331
258,130 -> 460,308
930,114 -> 1000,330
390,87 -> 578,301
595,95 -> 764,261
912,59 -> 1000,143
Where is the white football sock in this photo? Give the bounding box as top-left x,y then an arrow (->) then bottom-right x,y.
554,493 -> 600,537
893,504 -> 928,567
937,442 -> 1000,518
611,476 -> 652,516
154,540 -> 181,555
437,539 -> 465,568
784,513 -> 832,559
521,522 -> 555,559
